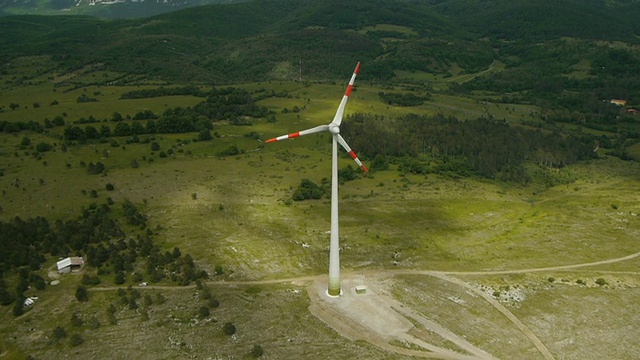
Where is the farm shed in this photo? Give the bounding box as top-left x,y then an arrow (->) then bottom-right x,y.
57,257 -> 84,274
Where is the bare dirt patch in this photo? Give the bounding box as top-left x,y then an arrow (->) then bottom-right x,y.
308,274 -> 498,359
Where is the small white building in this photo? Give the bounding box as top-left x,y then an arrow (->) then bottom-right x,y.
57,257 -> 84,274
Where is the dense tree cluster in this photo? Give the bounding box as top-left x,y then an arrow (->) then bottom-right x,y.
1,120 -> 44,134
120,86 -> 207,99
378,91 -> 429,107
342,113 -> 596,182
76,94 -> 98,103
292,179 -> 325,201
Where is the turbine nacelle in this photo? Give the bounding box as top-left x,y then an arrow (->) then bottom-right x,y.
329,125 -> 340,135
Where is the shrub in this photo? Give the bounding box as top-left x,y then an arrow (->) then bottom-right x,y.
128,298 -> 138,310
70,333 -> 84,346
198,129 -> 212,141
370,154 -> 389,171
208,298 -> 220,308
106,183 -> 115,191
214,265 -> 223,275
53,326 -> 67,340
35,142 -> 52,152
218,145 -> 241,156
200,288 -> 211,300
114,271 -> 126,285
75,286 -> 89,302
292,179 -> 324,201
71,313 -> 83,327
222,322 -> 236,336
199,306 -> 210,318
88,316 -> 101,329
250,344 -> 264,358
81,274 -> 101,286
595,278 -> 607,286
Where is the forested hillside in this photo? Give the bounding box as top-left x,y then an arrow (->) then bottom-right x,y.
2,0 -> 640,83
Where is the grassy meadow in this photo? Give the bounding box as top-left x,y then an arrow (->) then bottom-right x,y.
1,59 -> 640,359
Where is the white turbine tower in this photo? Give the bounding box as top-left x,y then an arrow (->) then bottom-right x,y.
266,62 -> 367,297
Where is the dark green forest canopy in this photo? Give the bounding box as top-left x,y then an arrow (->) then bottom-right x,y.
3,0 -> 640,83
342,113 -> 596,181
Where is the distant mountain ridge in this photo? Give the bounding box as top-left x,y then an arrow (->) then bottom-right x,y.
2,0 -> 640,85
0,0 -> 248,18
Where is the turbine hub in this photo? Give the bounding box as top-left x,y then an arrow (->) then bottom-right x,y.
329,125 -> 340,134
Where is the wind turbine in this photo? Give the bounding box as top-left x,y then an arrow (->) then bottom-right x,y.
266,62 -> 367,297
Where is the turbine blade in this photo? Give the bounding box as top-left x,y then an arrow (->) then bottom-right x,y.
336,134 -> 367,172
330,62 -> 360,127
265,125 -> 329,143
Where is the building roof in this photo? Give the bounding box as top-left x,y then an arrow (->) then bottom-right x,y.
56,256 -> 84,270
